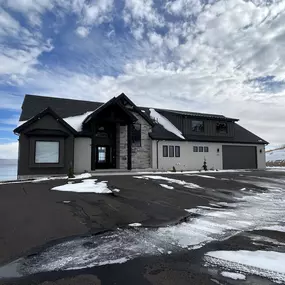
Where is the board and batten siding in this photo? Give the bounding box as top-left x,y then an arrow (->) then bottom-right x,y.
151,140 -> 265,171
74,137 -> 92,173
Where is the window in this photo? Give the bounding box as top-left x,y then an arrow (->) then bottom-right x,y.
169,146 -> 174,157
204,146 -> 209,152
131,123 -> 141,147
163,145 -> 168,157
216,122 -> 228,134
193,146 -> 198,152
175,146 -> 180,157
35,141 -> 59,163
98,147 -> 106,163
192,120 -> 204,132
199,146 -> 204,152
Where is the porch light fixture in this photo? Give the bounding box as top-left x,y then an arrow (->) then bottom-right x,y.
260,149 -> 262,153
217,148 -> 220,153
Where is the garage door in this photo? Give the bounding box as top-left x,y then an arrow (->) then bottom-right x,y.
222,145 -> 257,169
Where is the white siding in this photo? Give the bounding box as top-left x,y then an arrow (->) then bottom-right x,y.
74,137 -> 91,173
152,140 -> 266,171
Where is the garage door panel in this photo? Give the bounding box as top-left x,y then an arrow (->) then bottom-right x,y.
222,145 -> 257,169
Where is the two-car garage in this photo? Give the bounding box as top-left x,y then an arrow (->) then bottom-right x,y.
222,145 -> 257,170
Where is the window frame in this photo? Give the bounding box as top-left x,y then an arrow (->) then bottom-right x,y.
163,145 -> 168,157
131,123 -> 141,147
199,146 -> 204,152
35,141 -> 60,164
169,146 -> 174,157
192,120 -> 205,133
204,146 -> 209,153
216,122 -> 228,134
175,146 -> 180,157
193,146 -> 198,152
29,137 -> 64,168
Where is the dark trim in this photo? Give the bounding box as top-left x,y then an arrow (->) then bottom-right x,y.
156,140 -> 160,169
25,129 -> 70,137
91,123 -> 96,171
148,134 -> 267,144
127,123 -> 132,170
117,93 -> 155,126
83,97 -> 138,125
29,137 -> 64,168
14,107 -> 77,135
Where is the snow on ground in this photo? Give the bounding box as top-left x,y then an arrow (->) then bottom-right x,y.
2,176 -> 285,280
52,179 -> 112,194
134,175 -> 201,188
258,225 -> 285,232
69,173 -> 92,179
220,271 -> 246,280
129,223 -> 142,227
192,174 -> 216,179
205,250 -> 285,283
149,108 -> 185,139
160,184 -> 174,189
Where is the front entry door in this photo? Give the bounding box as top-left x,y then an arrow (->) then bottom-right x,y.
96,146 -> 112,169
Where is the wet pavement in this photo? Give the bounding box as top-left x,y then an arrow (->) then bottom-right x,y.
0,170 -> 285,284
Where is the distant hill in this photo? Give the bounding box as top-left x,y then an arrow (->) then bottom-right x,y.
266,146 -> 285,166
0,159 -> 17,165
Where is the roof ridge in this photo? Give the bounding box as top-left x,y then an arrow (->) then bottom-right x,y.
25,94 -> 105,105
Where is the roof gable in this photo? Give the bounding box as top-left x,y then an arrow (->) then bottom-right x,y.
14,107 -> 77,135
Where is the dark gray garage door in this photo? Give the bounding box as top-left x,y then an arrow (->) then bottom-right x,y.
222,145 -> 257,169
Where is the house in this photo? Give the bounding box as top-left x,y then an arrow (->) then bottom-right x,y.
14,93 -> 268,179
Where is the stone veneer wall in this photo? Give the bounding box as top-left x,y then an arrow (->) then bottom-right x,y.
119,125 -> 128,169
131,113 -> 152,169
118,112 -> 152,169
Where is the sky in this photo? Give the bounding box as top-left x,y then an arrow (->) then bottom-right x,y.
1,0 -> 285,159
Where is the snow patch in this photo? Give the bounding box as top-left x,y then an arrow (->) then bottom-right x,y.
129,223 -> 142,227
149,108 -> 185,139
113,188 -> 120,192
205,250 -> 285,282
69,173 -> 92,180
135,175 -> 201,189
220,271 -> 246,280
160,184 -> 174,189
194,175 -> 216,179
52,179 -> 112,194
259,225 -> 285,232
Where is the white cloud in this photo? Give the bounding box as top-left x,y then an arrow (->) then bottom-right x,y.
1,0 -> 285,146
124,0 -> 164,26
0,115 -> 19,125
0,142 -> 18,159
82,0 -> 114,25
75,26 -> 90,38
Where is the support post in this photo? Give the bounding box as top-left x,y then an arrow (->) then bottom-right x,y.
127,123 -> 132,170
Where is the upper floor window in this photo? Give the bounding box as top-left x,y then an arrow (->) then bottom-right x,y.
193,146 -> 198,152
131,123 -> 141,147
192,120 -> 204,132
216,122 -> 228,134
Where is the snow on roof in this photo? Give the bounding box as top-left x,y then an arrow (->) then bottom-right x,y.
63,111 -> 93,132
149,108 -> 185,139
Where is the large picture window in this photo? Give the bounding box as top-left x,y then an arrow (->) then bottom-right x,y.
35,141 -> 59,163
192,120 -> 204,132
131,123 -> 141,147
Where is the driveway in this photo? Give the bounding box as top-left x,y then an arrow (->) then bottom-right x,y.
0,170 -> 285,284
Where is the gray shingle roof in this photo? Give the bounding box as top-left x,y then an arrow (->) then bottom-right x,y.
19,94 -> 268,144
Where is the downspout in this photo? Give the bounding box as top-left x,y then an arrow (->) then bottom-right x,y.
156,140 -> 160,169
